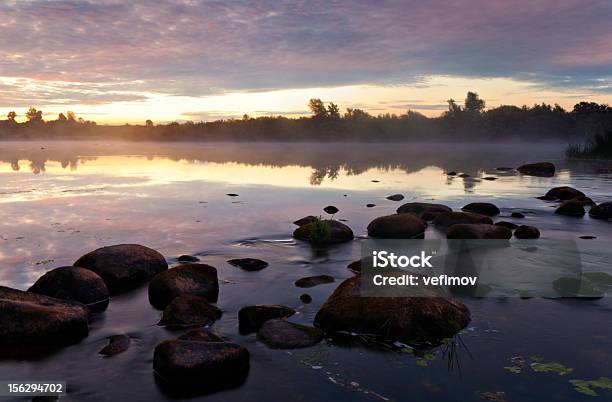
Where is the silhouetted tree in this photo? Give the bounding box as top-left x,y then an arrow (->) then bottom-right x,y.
327,102 -> 340,119
464,91 -> 485,114
573,102 -> 612,114
145,119 -> 154,127
7,111 -> 17,122
445,98 -> 461,117
58,113 -> 67,121
26,107 -> 43,122
67,111 -> 77,121
308,98 -> 328,119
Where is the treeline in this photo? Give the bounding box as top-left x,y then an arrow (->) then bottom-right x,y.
1,93 -> 611,142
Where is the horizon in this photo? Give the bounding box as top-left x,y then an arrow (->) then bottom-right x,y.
1,0 -> 610,124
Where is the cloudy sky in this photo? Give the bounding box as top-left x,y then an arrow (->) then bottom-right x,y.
0,0 -> 610,123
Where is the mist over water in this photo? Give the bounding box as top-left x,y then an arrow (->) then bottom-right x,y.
1,141 -> 612,401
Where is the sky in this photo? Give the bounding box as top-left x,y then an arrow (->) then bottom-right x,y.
0,0 -> 610,124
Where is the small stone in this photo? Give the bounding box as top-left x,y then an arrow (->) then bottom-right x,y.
511,212 -> 525,218
178,255 -> 199,263
323,205 -> 339,215
366,203 -> 376,208
99,335 -> 130,356
257,319 -> 323,349
300,294 -> 312,304
386,194 -> 405,201
227,258 -> 268,271
295,275 -> 335,288
514,225 -> 540,239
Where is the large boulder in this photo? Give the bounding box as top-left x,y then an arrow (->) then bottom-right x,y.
74,244 -> 167,293
238,305 -> 295,333
0,286 -> 89,357
555,200 -> 586,217
514,225 -> 541,239
446,224 -> 512,239
28,266 -> 109,309
544,186 -> 585,201
517,162 -> 555,177
433,212 -> 493,227
153,339 -> 249,390
314,276 -> 470,342
461,202 -> 500,216
396,202 -> 452,221
589,202 -> 612,219
148,264 -> 219,309
158,294 -> 222,328
367,214 -> 426,239
293,219 -> 354,245
257,319 -> 323,349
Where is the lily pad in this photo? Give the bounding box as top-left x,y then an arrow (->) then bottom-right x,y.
530,362 -> 573,375
570,378 -> 612,397
504,366 -> 522,374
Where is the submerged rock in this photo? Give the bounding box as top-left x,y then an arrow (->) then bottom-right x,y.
178,255 -> 199,263
293,215 -> 317,226
544,186 -> 585,201
446,171 -> 457,176
517,162 -> 555,177
447,224 -> 512,239
461,202 -> 500,216
347,256 -> 373,273
514,225 -> 541,239
367,213 -> 426,239
579,235 -> 597,239
153,339 -> 249,390
366,203 -> 376,208
295,275 -> 335,288
238,305 -> 295,333
570,196 -> 595,206
159,294 -> 222,328
314,276 -> 470,342
293,219 -> 354,246
511,212 -> 525,218
257,319 -> 323,349
494,221 -> 518,230
300,294 -> 312,304
74,244 -> 167,293
386,194 -> 405,201
148,264 -> 219,309
433,211 -> 493,227
323,205 -> 339,215
589,202 -> 612,219
100,334 -> 130,356
28,266 -> 109,309
396,202 -> 452,221
227,258 -> 268,272
555,201 -> 586,217
0,286 -> 89,357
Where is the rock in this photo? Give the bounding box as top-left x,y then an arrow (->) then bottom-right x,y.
293,219 -> 354,245
511,212 -> 525,218
74,244 -> 167,293
589,202 -> 612,219
257,319 -> 323,349
446,224 -> 512,239
226,193 -> 239,197
148,264 -> 219,309
517,162 -> 555,177
494,221 -> 518,230
396,202 -> 452,221
482,176 -> 497,181
178,329 -> 224,342
366,203 -> 376,208
347,256 -> 373,273
293,215 -> 317,226
159,295 -> 222,328
314,276 -> 470,342
323,205 -> 339,215
570,196 -> 596,206
537,195 -> 557,201
99,334 -> 130,356
458,173 -> 470,178
295,275 -> 335,288
461,202 -> 500,216
544,186 -> 585,201
555,200 -> 585,217
28,266 -> 109,309
153,339 -> 249,389
579,235 -> 597,239
433,212 -> 493,227
514,225 -> 540,239
371,180 -> 380,183
0,286 -> 89,357
300,294 -> 312,304
178,255 -> 199,263
386,194 -> 404,201
227,258 -> 268,272
367,214 -> 426,239
446,171 -> 457,176
238,305 -> 295,333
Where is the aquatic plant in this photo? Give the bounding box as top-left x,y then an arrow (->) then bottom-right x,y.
570,377 -> 612,396
309,217 -> 331,246
566,130 -> 612,159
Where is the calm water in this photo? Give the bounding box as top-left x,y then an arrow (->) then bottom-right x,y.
1,141 -> 612,402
